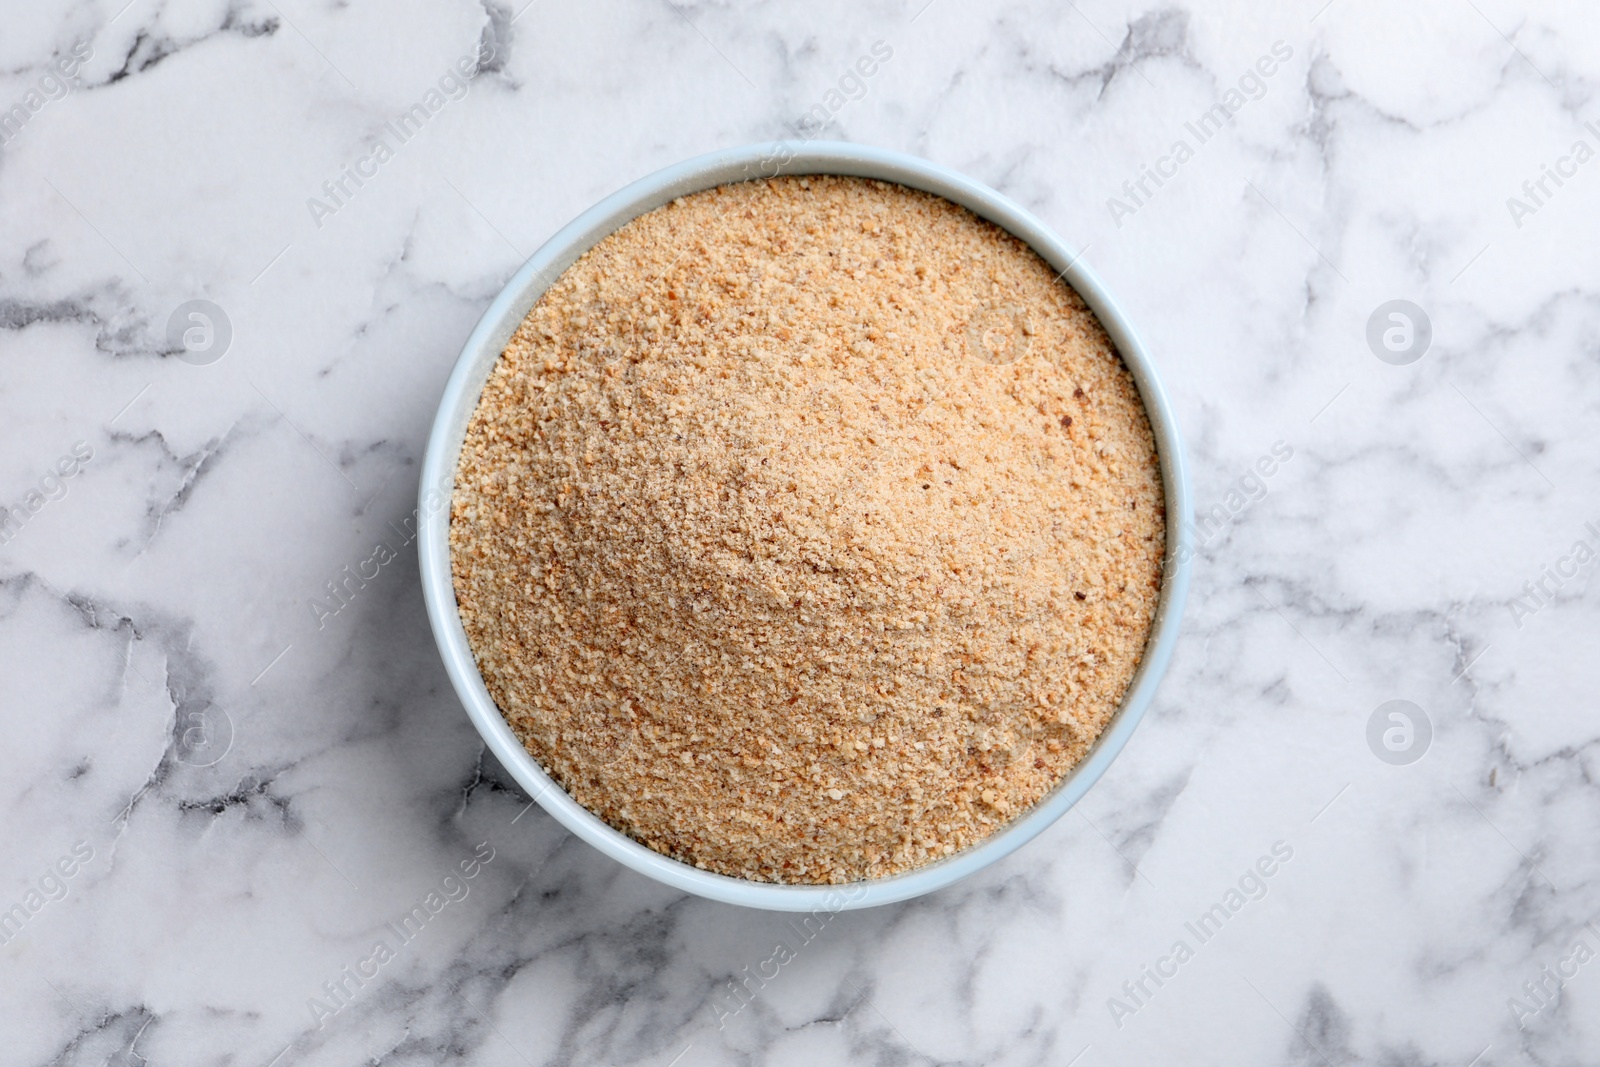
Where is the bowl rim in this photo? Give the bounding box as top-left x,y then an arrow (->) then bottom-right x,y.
419,140 -> 1192,912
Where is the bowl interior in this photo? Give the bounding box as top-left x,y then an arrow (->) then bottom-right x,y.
419,141 -> 1192,912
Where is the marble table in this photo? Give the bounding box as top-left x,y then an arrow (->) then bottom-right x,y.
3,1 -> 1597,1064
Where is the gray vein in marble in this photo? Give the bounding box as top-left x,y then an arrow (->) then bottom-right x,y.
4,3 -> 1600,1064
94,6 -> 280,90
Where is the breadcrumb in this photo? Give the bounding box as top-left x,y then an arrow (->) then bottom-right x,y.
450,176 -> 1164,884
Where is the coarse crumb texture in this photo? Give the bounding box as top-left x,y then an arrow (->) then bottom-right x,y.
451,176 -> 1165,884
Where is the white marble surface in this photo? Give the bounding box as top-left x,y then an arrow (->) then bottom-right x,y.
3,0 -> 1599,1064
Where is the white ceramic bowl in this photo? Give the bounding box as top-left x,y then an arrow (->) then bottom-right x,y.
419,141 -> 1191,912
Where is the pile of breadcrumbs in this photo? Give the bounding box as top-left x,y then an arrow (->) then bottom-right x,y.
451,176 -> 1165,884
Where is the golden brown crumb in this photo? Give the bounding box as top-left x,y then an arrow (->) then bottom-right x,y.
450,176 -> 1164,884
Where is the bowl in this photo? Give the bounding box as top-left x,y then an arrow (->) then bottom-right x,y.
419,141 -> 1191,912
